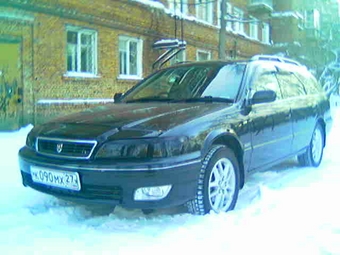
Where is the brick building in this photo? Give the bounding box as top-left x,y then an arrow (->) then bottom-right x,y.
271,0 -> 340,71
1,0 -> 338,130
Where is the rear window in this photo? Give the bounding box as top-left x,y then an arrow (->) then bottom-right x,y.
294,70 -> 323,94
276,71 -> 307,98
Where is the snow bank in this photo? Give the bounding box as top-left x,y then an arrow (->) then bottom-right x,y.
0,108 -> 339,255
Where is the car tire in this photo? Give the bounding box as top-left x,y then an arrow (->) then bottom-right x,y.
186,145 -> 240,215
298,123 -> 324,167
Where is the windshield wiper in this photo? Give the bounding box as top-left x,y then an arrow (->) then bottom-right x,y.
172,97 -> 234,103
125,97 -> 174,103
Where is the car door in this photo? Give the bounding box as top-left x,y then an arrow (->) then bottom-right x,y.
275,67 -> 318,154
248,64 -> 293,170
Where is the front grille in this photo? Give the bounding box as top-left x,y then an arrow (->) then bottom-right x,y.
22,172 -> 122,201
36,137 -> 97,159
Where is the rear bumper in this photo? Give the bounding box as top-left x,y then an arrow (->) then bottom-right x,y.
19,147 -> 202,209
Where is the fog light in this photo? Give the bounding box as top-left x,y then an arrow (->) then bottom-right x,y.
134,185 -> 172,201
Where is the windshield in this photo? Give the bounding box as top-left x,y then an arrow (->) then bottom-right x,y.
121,63 -> 246,103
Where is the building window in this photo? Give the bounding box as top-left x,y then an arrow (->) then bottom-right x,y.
305,9 -> 320,30
262,23 -> 270,44
169,0 -> 188,15
66,26 -> 97,77
170,50 -> 186,65
119,36 -> 143,79
196,49 -> 211,61
217,1 -> 233,29
233,7 -> 244,33
226,3 -> 233,30
249,16 -> 258,40
196,0 -> 213,24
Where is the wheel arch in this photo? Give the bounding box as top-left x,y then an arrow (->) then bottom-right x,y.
202,130 -> 245,189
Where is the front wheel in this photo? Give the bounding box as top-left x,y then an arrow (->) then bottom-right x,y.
298,123 -> 324,167
187,145 -> 240,215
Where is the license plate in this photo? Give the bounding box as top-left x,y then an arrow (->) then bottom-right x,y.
30,166 -> 81,191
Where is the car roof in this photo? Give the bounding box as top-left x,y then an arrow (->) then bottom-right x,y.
169,60 -> 247,69
169,55 -> 304,70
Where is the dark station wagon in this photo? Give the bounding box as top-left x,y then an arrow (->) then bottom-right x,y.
18,55 -> 333,215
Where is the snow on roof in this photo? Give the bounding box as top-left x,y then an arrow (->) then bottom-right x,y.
0,10 -> 34,22
273,41 -> 302,48
271,11 -> 304,20
248,3 -> 273,12
37,99 -> 114,104
130,0 -> 219,28
132,0 -> 271,46
132,0 -> 166,10
153,39 -> 187,45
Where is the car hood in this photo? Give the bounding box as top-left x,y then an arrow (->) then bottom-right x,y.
34,103 -> 231,140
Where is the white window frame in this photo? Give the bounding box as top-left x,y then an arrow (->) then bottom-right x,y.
233,7 -> 244,33
217,0 -> 221,27
170,50 -> 186,65
305,9 -> 320,30
196,49 -> 211,61
66,26 -> 98,78
118,36 -> 143,80
262,22 -> 270,44
226,3 -> 233,30
217,1 -> 233,30
195,0 -> 213,24
169,0 -> 188,15
249,16 -> 258,40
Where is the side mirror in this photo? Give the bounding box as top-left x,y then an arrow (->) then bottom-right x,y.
251,90 -> 276,105
114,93 -> 123,103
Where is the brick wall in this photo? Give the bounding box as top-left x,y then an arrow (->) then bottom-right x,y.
1,0 -> 272,127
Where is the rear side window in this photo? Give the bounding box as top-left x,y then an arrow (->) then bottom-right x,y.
294,70 -> 323,94
276,72 -> 306,98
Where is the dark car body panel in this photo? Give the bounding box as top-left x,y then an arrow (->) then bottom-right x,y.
18,59 -> 333,210
19,153 -> 201,209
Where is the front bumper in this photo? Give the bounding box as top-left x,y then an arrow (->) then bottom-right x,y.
19,147 -> 202,209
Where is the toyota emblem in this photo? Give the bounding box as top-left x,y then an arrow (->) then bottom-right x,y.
56,143 -> 63,153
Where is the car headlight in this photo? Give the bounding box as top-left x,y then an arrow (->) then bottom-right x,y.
95,137 -> 189,159
26,131 -> 37,150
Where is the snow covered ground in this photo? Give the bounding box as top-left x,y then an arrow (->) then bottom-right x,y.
1,97 -> 340,255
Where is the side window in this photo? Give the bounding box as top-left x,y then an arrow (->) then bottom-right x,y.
251,71 -> 282,100
119,36 -> 143,79
196,49 -> 211,61
294,71 -> 322,94
66,26 -> 97,76
276,72 -> 306,98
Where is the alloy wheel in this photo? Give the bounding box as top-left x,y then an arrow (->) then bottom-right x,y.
208,158 -> 236,212
311,126 -> 323,164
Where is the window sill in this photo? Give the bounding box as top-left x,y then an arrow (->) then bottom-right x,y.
117,75 -> 143,81
195,19 -> 215,27
63,72 -> 101,79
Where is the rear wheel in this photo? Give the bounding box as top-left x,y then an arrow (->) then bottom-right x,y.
298,123 -> 324,167
187,145 -> 240,215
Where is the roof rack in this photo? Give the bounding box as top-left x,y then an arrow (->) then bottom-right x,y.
251,55 -> 302,66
